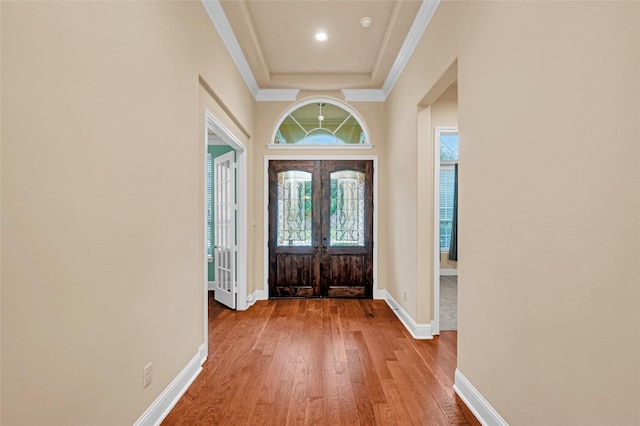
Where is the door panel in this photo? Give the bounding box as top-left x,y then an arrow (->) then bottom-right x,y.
214,151 -> 236,309
321,160 -> 373,298
269,161 -> 321,297
268,160 -> 373,298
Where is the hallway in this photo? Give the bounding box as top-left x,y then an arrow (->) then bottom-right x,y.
162,296 -> 479,425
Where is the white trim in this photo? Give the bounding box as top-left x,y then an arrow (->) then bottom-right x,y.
382,0 -> 441,97
341,89 -> 386,102
201,0 -> 259,97
267,144 -> 373,150
440,269 -> 458,276
380,289 -> 433,339
208,281 -> 216,291
203,116 -> 210,354
134,344 -> 207,426
256,89 -> 300,102
246,289 -> 268,308
433,127 -> 441,335
454,369 -> 509,426
263,155 -> 379,300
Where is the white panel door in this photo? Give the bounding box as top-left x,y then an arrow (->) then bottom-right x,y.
214,151 -> 236,309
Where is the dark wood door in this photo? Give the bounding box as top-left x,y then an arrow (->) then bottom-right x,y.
268,160 -> 373,298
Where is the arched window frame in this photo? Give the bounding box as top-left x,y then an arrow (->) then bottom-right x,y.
268,98 -> 373,150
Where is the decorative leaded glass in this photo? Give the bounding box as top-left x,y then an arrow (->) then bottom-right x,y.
330,170 -> 365,246
277,171 -> 312,246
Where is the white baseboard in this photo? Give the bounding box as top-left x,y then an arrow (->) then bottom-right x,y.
440,269 -> 458,276
374,289 -> 386,300
246,289 -> 268,308
380,289 -> 433,339
134,343 -> 207,426
453,369 -> 508,426
208,281 -> 216,291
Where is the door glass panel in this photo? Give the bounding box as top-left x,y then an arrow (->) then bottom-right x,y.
277,170 -> 312,246
330,170 -> 365,247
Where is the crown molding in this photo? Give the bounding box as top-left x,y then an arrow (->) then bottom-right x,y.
256,89 -> 300,102
201,0 -> 440,102
382,0 -> 441,97
341,89 -> 386,102
201,0 -> 259,97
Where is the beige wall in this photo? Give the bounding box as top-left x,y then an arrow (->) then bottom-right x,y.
1,2 -> 254,424
252,92 -> 387,296
389,1 -> 639,424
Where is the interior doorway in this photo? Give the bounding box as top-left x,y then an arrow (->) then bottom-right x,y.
434,127 -> 459,332
203,110 -> 247,351
267,159 -> 374,298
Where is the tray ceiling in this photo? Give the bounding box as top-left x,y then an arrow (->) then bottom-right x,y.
217,0 -> 427,92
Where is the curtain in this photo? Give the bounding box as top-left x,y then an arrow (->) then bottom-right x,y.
448,163 -> 458,261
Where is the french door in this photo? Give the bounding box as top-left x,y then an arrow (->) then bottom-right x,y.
214,151 -> 236,309
268,160 -> 373,298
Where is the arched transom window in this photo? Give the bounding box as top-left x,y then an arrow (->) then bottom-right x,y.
272,99 -> 369,146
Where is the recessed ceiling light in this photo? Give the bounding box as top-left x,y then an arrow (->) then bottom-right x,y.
315,32 -> 328,42
360,17 -> 373,28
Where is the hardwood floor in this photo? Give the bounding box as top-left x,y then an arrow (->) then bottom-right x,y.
162,294 -> 479,425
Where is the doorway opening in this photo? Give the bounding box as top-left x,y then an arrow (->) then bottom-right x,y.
435,126 -> 459,332
203,110 -> 247,351
417,69 -> 458,336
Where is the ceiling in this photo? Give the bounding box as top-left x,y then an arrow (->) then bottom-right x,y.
211,0 -> 434,94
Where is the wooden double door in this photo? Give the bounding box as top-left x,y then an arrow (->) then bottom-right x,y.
268,160 -> 373,298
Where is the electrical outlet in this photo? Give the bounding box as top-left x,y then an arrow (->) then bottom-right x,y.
143,363 -> 152,388
403,290 -> 407,301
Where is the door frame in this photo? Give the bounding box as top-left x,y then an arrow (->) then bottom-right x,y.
263,155 -> 380,299
433,126 -> 458,335
204,110 -> 248,350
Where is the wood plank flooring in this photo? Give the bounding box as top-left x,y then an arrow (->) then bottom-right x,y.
162,294 -> 480,425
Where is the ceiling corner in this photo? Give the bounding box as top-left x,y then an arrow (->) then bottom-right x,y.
382,0 -> 441,97
201,0 -> 260,97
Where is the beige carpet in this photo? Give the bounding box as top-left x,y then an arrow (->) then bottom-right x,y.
439,275 -> 458,331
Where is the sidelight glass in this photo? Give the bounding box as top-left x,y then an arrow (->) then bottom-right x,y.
277,171 -> 312,246
330,170 -> 365,246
